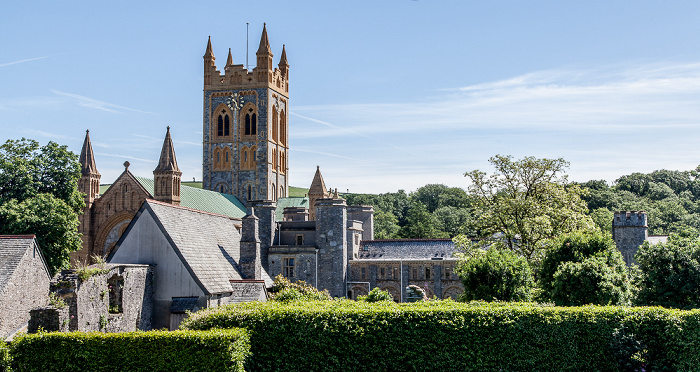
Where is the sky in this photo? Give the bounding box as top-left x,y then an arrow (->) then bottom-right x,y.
3,1 -> 700,194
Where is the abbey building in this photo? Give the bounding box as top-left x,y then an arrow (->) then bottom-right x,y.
71,26 -> 464,314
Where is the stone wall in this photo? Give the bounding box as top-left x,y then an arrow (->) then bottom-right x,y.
612,211 -> 648,265
0,243 -> 50,340
31,264 -> 153,333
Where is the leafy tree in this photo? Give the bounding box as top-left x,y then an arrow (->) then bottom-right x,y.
465,155 -> 594,261
455,246 -> 534,302
635,234 -> 700,309
373,210 -> 400,239
0,138 -> 83,275
269,275 -> 331,301
399,202 -> 448,239
589,208 -> 614,235
411,184 -> 470,213
433,206 -> 473,238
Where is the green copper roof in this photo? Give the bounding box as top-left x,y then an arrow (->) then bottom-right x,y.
275,197 -> 309,221
134,176 -> 246,219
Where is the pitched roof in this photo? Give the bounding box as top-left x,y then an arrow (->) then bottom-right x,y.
308,166 -> 329,196
154,127 -> 180,173
0,236 -> 50,294
358,239 -> 457,261
125,200 -> 272,294
134,176 -> 246,219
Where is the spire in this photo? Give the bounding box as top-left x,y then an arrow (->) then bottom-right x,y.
204,36 -> 214,59
309,166 -> 328,197
257,23 -> 271,54
154,126 -> 180,173
226,48 -> 233,67
79,130 -> 99,176
279,45 -> 288,66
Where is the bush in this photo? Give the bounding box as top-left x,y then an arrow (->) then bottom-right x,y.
540,230 -> 630,305
635,234 -> 700,309
9,329 -> 249,372
269,274 -> 331,301
456,247 -> 534,302
0,341 -> 10,372
551,254 -> 631,306
182,300 -> 700,371
358,287 -> 393,302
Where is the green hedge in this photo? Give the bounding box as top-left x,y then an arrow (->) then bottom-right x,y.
181,300 -> 700,372
9,329 -> 250,372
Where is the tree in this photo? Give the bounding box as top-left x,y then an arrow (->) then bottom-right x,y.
399,202 -> 448,239
0,138 -> 83,275
455,245 -> 534,302
635,234 -> 700,309
465,155 -> 594,261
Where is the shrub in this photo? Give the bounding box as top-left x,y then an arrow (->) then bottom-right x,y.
9,329 -> 249,372
456,247 -> 534,302
269,274 -> 331,301
181,300 -> 700,371
358,287 -> 393,302
0,341 -> 10,372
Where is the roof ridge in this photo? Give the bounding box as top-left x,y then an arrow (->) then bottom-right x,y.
145,199 -> 241,221
362,238 -> 454,243
0,235 -> 36,239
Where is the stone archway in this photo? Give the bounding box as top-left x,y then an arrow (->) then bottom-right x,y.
94,211 -> 135,259
380,285 -> 400,302
442,286 -> 463,300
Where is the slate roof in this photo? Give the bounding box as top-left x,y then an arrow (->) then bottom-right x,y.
357,239 -> 457,261
134,176 -> 246,219
0,236 -> 49,294
132,200 -> 271,294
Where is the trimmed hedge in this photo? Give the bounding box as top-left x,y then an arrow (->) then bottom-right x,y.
9,329 -> 250,372
181,300 -> 700,372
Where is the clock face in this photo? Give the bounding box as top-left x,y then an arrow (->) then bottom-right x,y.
226,93 -> 240,111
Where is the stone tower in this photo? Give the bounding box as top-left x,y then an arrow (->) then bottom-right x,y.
202,24 -> 289,205
74,130 -> 101,263
153,127 -> 182,205
612,211 -> 648,266
315,197 -> 348,298
308,166 -> 330,220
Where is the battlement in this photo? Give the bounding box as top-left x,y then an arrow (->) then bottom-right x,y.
612,211 -> 647,227
203,25 -> 288,95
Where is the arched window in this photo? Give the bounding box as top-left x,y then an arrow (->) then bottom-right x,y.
224,148 -> 229,165
244,150 -> 248,163
224,114 -> 230,136
272,183 -> 276,200
217,115 -> 224,136
247,184 -> 252,201
280,110 -> 286,146
251,113 -> 257,135
245,114 -> 251,135
272,109 -> 278,143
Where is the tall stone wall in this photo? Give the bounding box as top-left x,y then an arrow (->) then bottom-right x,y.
315,198 -> 347,298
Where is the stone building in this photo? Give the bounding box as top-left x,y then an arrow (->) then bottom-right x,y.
0,235 -> 51,340
29,264 -> 153,333
613,211 -> 668,266
73,127 -> 246,264
202,24 -> 290,204
107,200 -> 270,330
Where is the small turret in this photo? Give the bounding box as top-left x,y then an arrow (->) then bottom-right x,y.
203,36 -> 216,85
153,127 -> 182,205
278,44 -> 288,78
226,48 -> 234,68
255,24 -> 274,82
308,166 -> 331,220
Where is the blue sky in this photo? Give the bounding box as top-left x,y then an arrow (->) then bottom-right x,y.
3,1 -> 700,193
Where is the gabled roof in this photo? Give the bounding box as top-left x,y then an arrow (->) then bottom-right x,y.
0,236 -> 50,293
113,200 -> 270,294
308,166 -> 329,196
358,239 -> 457,261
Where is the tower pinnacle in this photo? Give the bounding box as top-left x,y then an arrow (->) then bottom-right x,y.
226,48 -> 233,67
257,23 -> 271,54
79,129 -> 99,176
153,127 -> 182,205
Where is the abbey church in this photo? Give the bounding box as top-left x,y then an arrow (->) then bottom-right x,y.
73,26 -> 464,319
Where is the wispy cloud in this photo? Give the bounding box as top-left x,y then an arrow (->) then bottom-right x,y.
96,152 -> 156,163
52,90 -> 157,115
0,56 -> 50,68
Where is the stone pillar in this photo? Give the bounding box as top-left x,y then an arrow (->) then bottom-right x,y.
250,200 -> 277,271
315,198 -> 347,298
240,209 -> 262,280
348,205 -> 374,241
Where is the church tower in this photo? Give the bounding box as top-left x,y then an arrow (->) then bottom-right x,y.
153,127 -> 182,205
74,130 -> 101,263
202,24 -> 290,205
